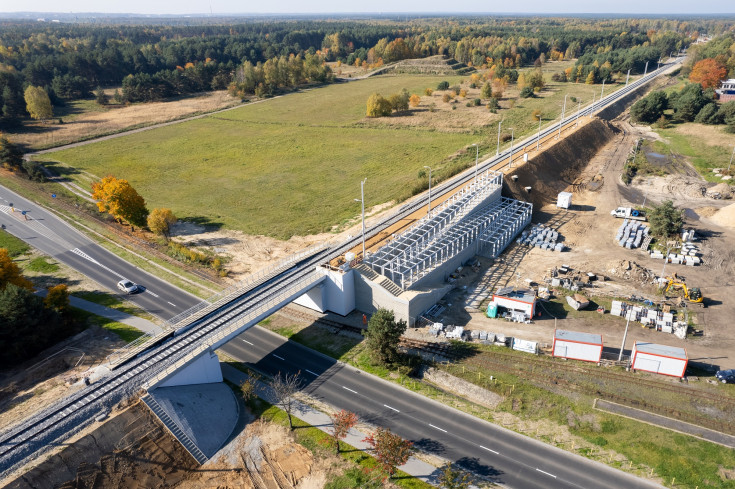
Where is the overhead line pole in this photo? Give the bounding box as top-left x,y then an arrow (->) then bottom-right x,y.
496,119 -> 503,156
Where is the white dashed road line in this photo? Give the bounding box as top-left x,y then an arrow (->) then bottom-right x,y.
305,369 -> 319,376
146,290 -> 160,298
167,301 -> 176,307
536,468 -> 557,479
383,404 -> 400,412
479,445 -> 499,455
273,354 -> 285,360
242,339 -> 254,346
342,386 -> 358,394
429,424 -> 447,433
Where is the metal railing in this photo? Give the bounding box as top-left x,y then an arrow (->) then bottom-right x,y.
143,270 -> 325,389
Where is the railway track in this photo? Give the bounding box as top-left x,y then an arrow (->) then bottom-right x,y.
0,59 -> 681,477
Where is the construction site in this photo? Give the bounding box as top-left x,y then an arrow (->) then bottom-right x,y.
4,60 -> 735,489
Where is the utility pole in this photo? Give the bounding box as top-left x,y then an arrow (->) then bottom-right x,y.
727,145 -> 735,173
508,129 -> 515,168
472,143 -> 479,182
618,315 -> 630,362
625,69 -> 631,86
354,178 -> 367,260
590,91 -> 596,115
575,100 -> 581,127
644,61 -> 649,76
496,119 -> 503,156
599,80 -> 605,109
557,94 -> 568,139
424,166 -> 433,217
657,58 -> 661,70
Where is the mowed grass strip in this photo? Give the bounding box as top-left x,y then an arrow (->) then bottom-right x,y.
47,75 -> 475,239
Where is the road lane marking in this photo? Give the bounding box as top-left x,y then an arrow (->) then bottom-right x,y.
384,404 -> 399,413
146,290 -> 160,298
342,386 -> 358,394
167,301 -> 176,307
273,354 -> 285,360
305,369 -> 319,376
536,468 -> 557,479
242,340 -> 254,346
429,424 -> 447,433
479,445 -> 499,454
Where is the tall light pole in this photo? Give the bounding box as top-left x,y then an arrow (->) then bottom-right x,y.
472,143 -> 479,182
536,116 -> 542,151
590,91 -> 596,115
657,58 -> 661,70
619,314 -> 630,362
496,119 -> 503,156
728,145 -> 735,173
508,128 -> 515,168
599,80 -> 605,109
575,100 -> 581,127
557,94 -> 568,139
354,178 -> 367,260
625,68 -> 631,86
643,60 -> 649,76
424,166 -> 433,217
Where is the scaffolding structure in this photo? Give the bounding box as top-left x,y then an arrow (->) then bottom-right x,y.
365,171 -> 532,290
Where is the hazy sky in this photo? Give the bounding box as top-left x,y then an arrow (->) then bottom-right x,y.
5,0 -> 735,15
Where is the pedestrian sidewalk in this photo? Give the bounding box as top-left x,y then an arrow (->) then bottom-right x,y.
67,293 -> 163,335
220,363 -> 444,485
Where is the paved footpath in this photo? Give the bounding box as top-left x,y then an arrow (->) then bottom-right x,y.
65,293 -> 163,336
220,363 -> 451,487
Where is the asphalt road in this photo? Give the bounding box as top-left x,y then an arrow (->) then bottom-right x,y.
221,327 -> 664,489
0,183 -> 200,320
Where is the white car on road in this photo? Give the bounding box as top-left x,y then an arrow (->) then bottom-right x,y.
117,279 -> 139,294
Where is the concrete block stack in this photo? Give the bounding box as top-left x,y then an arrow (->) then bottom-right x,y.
615,219 -> 649,249
518,224 -> 565,252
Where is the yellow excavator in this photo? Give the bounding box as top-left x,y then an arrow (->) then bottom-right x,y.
664,274 -> 703,306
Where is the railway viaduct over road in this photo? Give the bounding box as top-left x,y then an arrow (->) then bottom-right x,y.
0,58 -> 681,488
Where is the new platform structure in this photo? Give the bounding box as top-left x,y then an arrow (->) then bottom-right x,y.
364,171 -> 532,291
552,329 -> 603,363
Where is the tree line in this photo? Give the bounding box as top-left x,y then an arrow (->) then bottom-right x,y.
0,16 -> 708,127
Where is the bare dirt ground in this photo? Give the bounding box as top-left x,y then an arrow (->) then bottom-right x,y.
431,114 -> 735,370
7,91 -> 239,150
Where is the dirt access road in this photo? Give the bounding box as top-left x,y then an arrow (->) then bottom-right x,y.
437,115 -> 735,370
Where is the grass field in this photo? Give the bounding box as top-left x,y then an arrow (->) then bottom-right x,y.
44,68 -> 632,239
0,229 -> 31,257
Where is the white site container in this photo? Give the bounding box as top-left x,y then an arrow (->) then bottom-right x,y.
631,341 -> 688,378
492,290 -> 536,317
556,192 -> 573,209
552,329 -> 603,363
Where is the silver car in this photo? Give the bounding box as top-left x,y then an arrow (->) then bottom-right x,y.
117,279 -> 139,294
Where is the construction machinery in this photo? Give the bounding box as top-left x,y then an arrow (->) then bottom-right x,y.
664,274 -> 704,306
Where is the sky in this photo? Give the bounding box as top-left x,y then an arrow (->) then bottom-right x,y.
4,0 -> 735,15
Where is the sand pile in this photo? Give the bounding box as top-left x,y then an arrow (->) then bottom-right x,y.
710,203 -> 735,229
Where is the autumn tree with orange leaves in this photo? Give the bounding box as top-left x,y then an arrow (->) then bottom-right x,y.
689,58 -> 727,90
0,248 -> 33,291
330,409 -> 358,454
363,427 -> 414,479
91,176 -> 149,228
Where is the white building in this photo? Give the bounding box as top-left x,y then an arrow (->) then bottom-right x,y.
492,289 -> 536,317
631,341 -> 688,378
552,329 -> 603,363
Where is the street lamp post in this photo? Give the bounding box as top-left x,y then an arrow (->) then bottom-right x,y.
472,143 -> 479,182
496,119 -> 503,156
424,166 -> 433,217
508,129 -> 515,168
536,116 -> 542,151
625,68 -> 631,86
619,315 -> 631,362
354,178 -> 367,260
557,94 -> 568,139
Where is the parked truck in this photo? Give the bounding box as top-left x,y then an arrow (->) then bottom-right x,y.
610,206 -> 647,221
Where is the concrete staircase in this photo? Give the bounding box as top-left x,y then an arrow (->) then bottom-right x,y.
352,263 -> 379,281
378,278 -> 404,296
141,394 -> 208,465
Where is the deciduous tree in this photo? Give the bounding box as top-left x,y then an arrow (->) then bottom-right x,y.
271,370 -> 301,430
689,58 -> 727,90
438,463 -> 472,489
0,248 -> 33,291
330,409 -> 358,454
362,427 -> 413,479
147,208 -> 177,240
366,93 -> 392,117
44,284 -> 70,313
364,308 -> 407,365
23,85 -> 52,121
0,136 -> 22,171
91,176 -> 149,228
